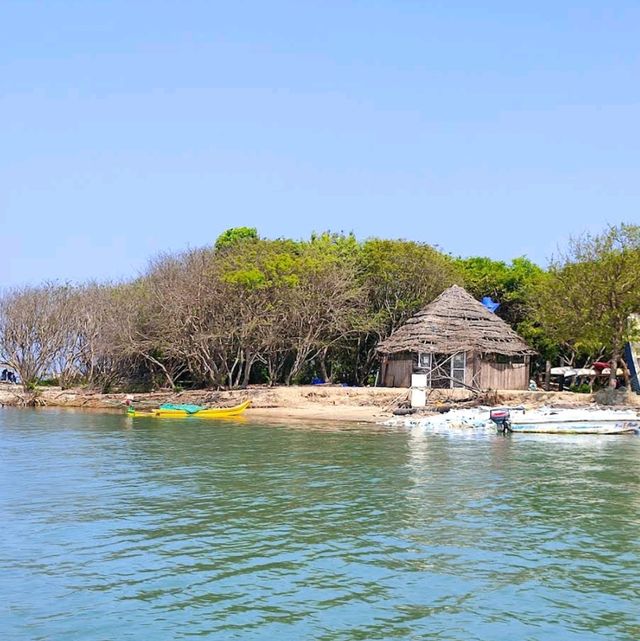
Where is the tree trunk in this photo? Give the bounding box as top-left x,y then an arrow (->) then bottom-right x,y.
318,349 -> 331,383
144,355 -> 175,390
544,360 -> 551,392
609,351 -> 619,388
241,352 -> 256,388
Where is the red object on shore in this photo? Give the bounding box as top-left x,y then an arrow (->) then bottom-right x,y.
592,362 -> 611,371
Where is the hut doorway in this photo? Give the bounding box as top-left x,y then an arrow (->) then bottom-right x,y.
418,352 -> 466,389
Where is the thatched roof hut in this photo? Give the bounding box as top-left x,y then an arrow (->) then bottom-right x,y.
377,285 -> 535,389
378,284 -> 534,357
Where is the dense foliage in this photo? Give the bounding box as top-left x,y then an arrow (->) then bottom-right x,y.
0,224 -> 638,390
534,224 -> 640,384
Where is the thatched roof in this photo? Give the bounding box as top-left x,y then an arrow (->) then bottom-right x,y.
377,285 -> 535,356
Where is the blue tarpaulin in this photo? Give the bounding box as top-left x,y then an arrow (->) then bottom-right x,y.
481,296 -> 500,313
623,342 -> 640,393
159,403 -> 205,414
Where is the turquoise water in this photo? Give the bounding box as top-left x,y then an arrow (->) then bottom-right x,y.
1,408 -> 639,641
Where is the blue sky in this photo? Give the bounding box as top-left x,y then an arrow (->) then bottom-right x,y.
2,1 -> 639,287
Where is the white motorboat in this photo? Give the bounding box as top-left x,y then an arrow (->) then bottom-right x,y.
489,407 -> 640,434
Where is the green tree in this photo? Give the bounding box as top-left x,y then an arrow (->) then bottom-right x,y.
219,234 -> 363,385
349,239 -> 460,384
214,226 -> 259,251
535,224 -> 640,386
456,256 -> 544,327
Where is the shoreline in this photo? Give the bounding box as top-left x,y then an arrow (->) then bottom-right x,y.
0,384 -> 402,424
2,383 -> 637,424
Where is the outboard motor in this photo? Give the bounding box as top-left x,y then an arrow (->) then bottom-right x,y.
490,408 -> 512,434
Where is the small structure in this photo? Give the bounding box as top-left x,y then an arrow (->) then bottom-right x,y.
624,314 -> 640,393
377,285 -> 536,390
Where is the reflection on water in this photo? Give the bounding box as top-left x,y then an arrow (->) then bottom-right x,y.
1,408 -> 639,640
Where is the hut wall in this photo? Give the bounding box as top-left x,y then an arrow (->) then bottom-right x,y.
476,355 -> 530,390
381,352 -> 530,389
381,354 -> 414,388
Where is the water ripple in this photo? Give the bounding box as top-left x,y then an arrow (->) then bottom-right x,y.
1,408 -> 639,640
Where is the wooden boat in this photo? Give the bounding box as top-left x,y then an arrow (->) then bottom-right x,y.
489,407 -> 640,434
127,400 -> 251,418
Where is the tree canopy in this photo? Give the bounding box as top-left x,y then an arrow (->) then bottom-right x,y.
214,226 -> 259,251
534,224 -> 640,383
1,224 -> 638,391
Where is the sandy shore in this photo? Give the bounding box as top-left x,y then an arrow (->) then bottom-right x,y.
2,382 -> 637,424
0,383 -> 401,423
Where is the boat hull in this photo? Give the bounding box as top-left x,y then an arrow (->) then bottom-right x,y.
507,420 -> 639,434
128,400 -> 251,418
491,407 -> 640,435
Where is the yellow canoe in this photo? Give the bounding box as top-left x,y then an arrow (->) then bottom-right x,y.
127,400 -> 251,418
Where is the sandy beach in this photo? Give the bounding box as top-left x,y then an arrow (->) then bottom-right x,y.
2,382 -> 637,423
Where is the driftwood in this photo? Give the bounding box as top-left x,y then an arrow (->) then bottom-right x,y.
393,407 -> 416,416
382,389 -> 410,412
